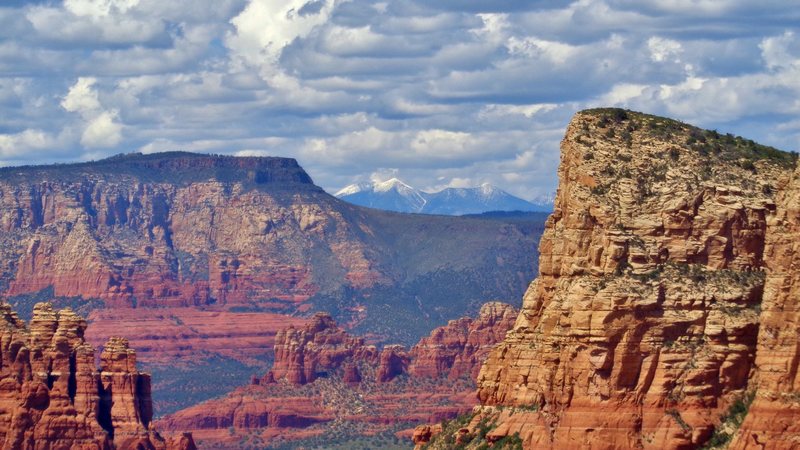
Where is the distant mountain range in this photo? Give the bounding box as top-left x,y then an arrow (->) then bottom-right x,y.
335,178 -> 553,215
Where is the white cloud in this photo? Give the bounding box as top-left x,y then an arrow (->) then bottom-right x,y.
81,110 -> 123,148
0,0 -> 797,199
647,36 -> 682,63
0,129 -> 58,158
64,0 -> 141,18
61,78 -> 124,149
760,31 -> 800,71
61,77 -> 101,117
226,0 -> 338,71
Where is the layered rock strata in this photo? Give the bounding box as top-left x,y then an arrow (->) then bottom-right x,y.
266,312 -> 380,385
409,301 -> 518,380
729,164 -> 800,449
475,109 -> 797,448
0,152 -> 537,319
0,301 -> 195,449
160,304 -> 517,446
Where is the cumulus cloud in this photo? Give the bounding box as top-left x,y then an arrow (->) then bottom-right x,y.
61,77 -> 102,116
61,77 -> 123,148
0,0 -> 797,199
81,110 -> 123,148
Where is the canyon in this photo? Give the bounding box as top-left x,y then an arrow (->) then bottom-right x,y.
158,302 -> 518,448
419,108 -> 800,449
4,108 -> 800,450
0,301 -> 194,449
0,152 -> 543,414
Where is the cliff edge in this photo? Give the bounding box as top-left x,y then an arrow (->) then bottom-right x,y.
469,108 -> 798,449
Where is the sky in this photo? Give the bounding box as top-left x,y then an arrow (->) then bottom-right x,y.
0,0 -> 799,201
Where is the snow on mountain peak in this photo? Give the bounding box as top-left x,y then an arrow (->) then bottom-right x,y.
479,183 -> 498,195
335,182 -> 372,197
335,178 -> 552,215
373,178 -> 412,193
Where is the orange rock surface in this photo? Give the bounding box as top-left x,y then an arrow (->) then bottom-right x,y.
409,302 -> 518,380
474,109 -> 797,449
0,301 -> 195,450
729,164 -> 800,449
267,312 -> 380,385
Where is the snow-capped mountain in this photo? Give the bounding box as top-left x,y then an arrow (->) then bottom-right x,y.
334,179 -> 552,215
334,178 -> 428,213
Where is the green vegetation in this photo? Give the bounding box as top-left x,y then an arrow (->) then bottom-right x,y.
583,107 -> 797,168
420,411 -> 525,450
263,426 -> 412,450
148,355 -> 270,417
7,286 -> 105,321
700,391 -> 756,449
667,409 -> 691,432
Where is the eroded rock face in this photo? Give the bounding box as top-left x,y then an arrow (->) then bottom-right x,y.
412,423 -> 443,450
729,165 -> 800,450
267,312 -> 380,385
476,109 -> 796,449
377,345 -> 410,383
409,301 -> 518,381
0,152 -> 538,322
0,154 -> 367,308
159,303 -> 517,447
0,301 -> 194,450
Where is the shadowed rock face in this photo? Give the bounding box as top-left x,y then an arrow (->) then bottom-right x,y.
473,109 -> 799,449
0,301 -> 195,450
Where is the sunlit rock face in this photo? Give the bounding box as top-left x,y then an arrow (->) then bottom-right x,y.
475,109 -> 798,449
0,301 -> 195,450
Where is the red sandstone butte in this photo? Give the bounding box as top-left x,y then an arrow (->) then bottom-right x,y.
409,301 -> 518,381
0,301 -> 195,450
471,109 -> 799,449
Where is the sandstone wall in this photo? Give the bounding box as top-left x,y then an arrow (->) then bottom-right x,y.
476,109 -> 795,449
409,301 -> 518,380
729,165 -> 800,449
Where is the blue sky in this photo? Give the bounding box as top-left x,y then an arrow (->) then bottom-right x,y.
0,0 -> 798,201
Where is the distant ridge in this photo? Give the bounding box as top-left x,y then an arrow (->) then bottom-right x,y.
335,178 -> 552,215
0,151 -> 316,187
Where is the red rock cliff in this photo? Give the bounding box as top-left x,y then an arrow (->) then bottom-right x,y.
475,109 -> 797,449
729,164 -> 800,449
0,301 -> 195,450
0,152 -> 538,319
267,312 -> 380,384
409,301 -> 518,380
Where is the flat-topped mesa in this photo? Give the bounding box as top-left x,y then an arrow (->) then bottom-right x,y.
0,152 -> 316,187
0,301 -> 195,450
474,109 -> 797,449
409,301 -> 518,380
